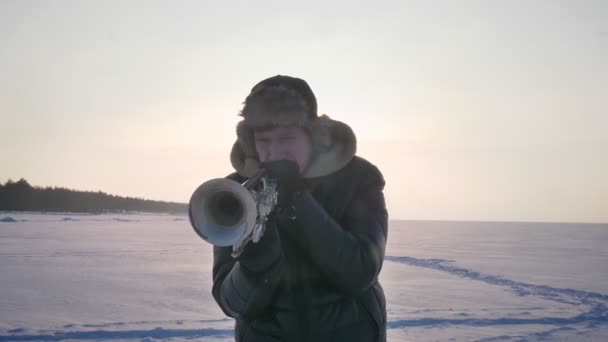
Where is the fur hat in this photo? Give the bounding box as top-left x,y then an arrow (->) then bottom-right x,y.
240,75 -> 317,129
230,75 -> 357,178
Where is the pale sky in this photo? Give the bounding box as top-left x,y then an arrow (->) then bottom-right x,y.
1,0 -> 606,223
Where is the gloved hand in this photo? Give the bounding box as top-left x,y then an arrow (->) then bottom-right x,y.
260,159 -> 307,209
237,219 -> 282,273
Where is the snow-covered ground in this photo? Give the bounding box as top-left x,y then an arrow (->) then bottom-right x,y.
1,212 -> 607,341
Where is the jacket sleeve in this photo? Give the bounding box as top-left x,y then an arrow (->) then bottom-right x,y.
279,164 -> 388,297
211,221 -> 284,319
210,174 -> 284,319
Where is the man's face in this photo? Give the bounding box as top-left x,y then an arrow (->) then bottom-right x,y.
253,125 -> 313,173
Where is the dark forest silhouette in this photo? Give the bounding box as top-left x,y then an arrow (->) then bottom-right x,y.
0,179 -> 187,214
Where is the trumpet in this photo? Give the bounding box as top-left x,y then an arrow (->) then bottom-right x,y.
188,169 -> 277,257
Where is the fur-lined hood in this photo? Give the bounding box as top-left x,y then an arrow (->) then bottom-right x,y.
230,114 -> 357,179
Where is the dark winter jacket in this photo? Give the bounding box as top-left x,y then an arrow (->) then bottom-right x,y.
212,155 -> 388,342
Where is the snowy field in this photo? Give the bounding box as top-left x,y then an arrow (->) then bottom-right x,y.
1,212 -> 607,341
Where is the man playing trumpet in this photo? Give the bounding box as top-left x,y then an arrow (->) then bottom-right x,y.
210,75 -> 388,341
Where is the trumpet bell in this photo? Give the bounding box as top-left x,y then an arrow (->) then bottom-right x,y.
188,178 -> 257,247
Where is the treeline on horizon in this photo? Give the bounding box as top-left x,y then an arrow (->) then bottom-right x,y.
0,178 -> 187,214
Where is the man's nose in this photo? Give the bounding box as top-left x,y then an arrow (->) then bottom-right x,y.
267,142 -> 286,161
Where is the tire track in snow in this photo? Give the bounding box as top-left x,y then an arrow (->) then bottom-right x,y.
385,255 -> 608,340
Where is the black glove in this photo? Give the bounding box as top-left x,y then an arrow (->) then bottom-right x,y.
260,159 -> 307,209
237,219 -> 282,273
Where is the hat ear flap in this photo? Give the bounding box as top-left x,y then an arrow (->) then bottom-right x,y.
311,114 -> 333,152
230,121 -> 261,177
230,141 -> 261,178
236,120 -> 257,158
